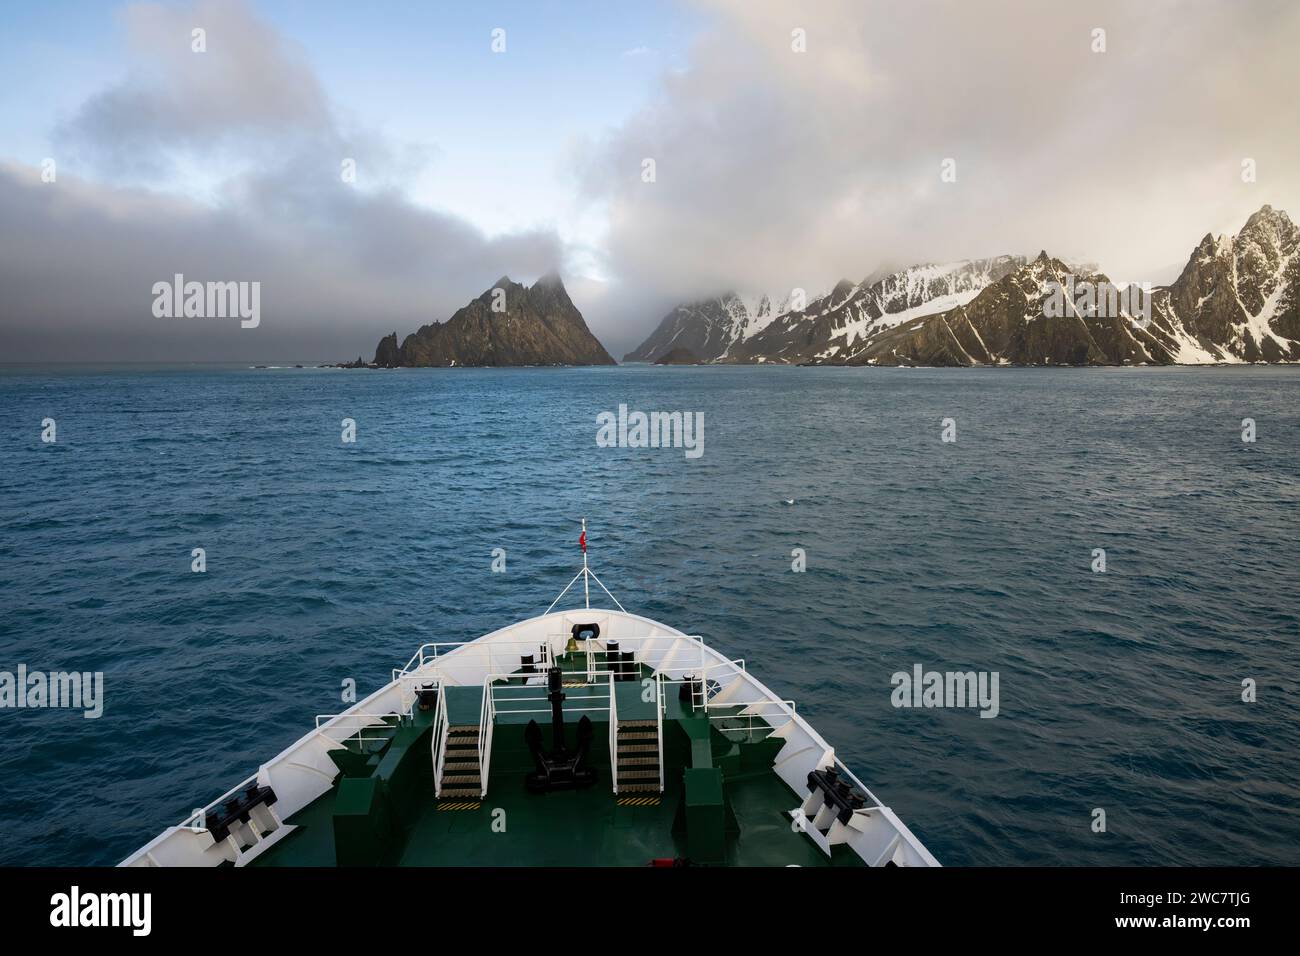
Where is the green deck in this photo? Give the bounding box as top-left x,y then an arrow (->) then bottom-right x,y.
253,655 -> 862,867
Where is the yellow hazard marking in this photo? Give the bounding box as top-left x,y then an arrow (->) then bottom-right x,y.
437,802 -> 481,811
617,797 -> 661,807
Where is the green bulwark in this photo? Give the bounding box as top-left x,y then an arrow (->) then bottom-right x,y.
682,768 -> 726,862
327,711 -> 434,865
333,776 -> 395,866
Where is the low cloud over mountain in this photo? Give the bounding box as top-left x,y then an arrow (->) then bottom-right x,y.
0,0 -> 561,361
579,0 -> 1300,344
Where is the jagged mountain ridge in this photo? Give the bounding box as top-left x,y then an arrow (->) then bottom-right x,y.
372,273 -> 615,367
624,205 -> 1300,366
1142,204 -> 1300,363
840,253 -> 1162,366
842,206 -> 1300,366
724,256 -> 1035,365
622,291 -> 792,363
625,259 -> 1028,364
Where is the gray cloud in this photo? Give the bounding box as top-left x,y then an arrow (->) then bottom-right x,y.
0,161 -> 563,362
2,0 -> 561,362
579,0 -> 1300,330
55,0 -> 333,179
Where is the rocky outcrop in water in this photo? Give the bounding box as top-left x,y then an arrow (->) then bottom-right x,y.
368,273 -> 615,367
374,333 -> 401,367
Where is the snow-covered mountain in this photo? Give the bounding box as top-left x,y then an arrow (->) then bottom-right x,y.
622,291 -> 794,363
625,257 -> 1035,364
839,252 -> 1162,366
723,256 -> 1031,364
843,206 -> 1300,367
623,205 -> 1300,366
1143,204 -> 1300,363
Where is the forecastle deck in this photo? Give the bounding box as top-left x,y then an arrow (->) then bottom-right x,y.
122,608 -> 938,867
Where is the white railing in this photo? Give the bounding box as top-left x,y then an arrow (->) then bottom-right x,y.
707,699 -> 798,742
395,635 -> 708,685
394,674 -> 439,716
399,633 -> 620,676
431,687 -> 449,798
478,679 -> 494,799
579,634 -> 710,686
476,671 -> 621,795
392,634 -> 707,681
655,671 -> 665,791
608,671 -> 619,795
313,712 -> 405,748
485,682 -> 614,718
400,631 -> 803,798
688,658 -> 747,710
396,639 -> 552,682
657,674 -> 703,728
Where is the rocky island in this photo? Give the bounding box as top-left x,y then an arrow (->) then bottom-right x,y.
361,273 -> 615,368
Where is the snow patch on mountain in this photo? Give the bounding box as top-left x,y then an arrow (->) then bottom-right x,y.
833,289 -> 984,345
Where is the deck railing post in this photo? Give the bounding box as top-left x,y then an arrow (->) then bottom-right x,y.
608,671 -> 618,794
656,671 -> 665,792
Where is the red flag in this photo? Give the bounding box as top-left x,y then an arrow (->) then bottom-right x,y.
579,530 -> 586,552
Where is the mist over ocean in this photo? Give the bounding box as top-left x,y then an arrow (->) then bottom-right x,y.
1,363 -> 1297,866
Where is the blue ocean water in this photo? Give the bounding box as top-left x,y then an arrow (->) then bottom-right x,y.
0,363 -> 1297,867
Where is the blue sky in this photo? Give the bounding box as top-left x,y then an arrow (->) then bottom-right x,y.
255,0 -> 702,249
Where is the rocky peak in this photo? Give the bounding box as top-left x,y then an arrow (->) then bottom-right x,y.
1016,252 -> 1076,293
361,274 -> 614,367
1242,203 -> 1291,233
828,279 -> 857,304
1192,232 -> 1218,257
622,289 -> 786,362
525,271 -> 579,317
